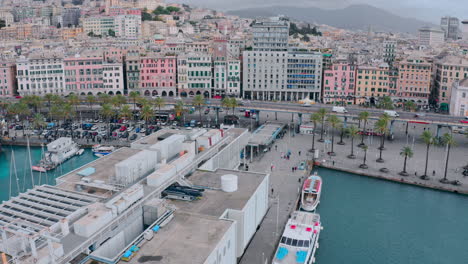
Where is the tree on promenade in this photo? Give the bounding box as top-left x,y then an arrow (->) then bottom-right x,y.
86,95 -> 96,119
140,104 -> 153,130
327,114 -> 341,156
358,111 -> 370,147
222,97 -> 238,115
420,130 -> 434,180
8,103 -> 30,136
21,95 -> 42,114
192,95 -> 205,126
68,94 -> 80,121
399,146 -> 414,176
98,93 -> 111,105
347,125 -> 359,159
310,112 -> 321,153
129,91 -> 140,112
153,97 -> 165,122
61,103 -> 76,138
374,116 -> 389,163
440,133 -> 456,184
112,94 -> 126,111
174,100 -> 187,124
359,145 -> 369,169
317,108 -> 327,142
32,113 -> 46,130
100,104 -> 114,138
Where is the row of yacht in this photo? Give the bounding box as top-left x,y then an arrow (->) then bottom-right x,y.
273,173 -> 323,264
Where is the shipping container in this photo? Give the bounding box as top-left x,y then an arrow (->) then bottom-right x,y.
114,150 -> 158,186
74,203 -> 113,237
147,164 -> 177,187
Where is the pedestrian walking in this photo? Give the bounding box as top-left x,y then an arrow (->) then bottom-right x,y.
332,161 -> 335,166
292,167 -> 294,172
298,151 -> 301,156
271,188 -> 274,195
275,145 -> 277,151
433,170 -> 435,176
415,172 -> 417,176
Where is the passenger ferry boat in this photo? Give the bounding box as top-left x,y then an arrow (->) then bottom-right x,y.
92,144 -> 115,157
300,173 -> 322,212
32,137 -> 80,172
273,211 -> 322,264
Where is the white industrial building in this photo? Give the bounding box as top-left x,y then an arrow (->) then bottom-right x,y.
418,27 -> 445,47
0,127 -> 269,264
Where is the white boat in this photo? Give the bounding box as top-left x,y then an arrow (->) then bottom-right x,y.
273,211 -> 322,264
76,149 -> 84,155
92,144 -> 115,157
32,137 -> 80,172
301,173 -> 322,212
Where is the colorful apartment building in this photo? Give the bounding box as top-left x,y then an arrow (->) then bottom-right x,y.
355,63 -> 391,105
64,52 -> 124,95
177,53 -> 212,98
395,56 -> 432,107
0,62 -> 17,97
433,56 -> 468,110
139,55 -> 177,97
323,62 -> 357,105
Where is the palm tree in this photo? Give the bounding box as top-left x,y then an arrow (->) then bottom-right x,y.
378,96 -> 394,109
140,105 -> 153,130
129,91 -> 140,111
359,145 -> 368,169
358,111 -> 370,147
86,95 -> 96,119
21,95 -> 42,114
16,103 -> 30,136
310,112 -> 321,153
120,105 -> 132,121
420,130 -> 434,180
44,93 -> 55,114
68,94 -> 80,123
399,146 -> 414,176
317,108 -> 327,142
337,123 -> 346,145
153,97 -> 165,122
347,125 -> 359,159
374,118 -> 389,163
440,133 -> 456,184
50,104 -> 63,127
222,97 -> 238,115
327,114 -> 341,156
98,93 -> 111,106
100,104 -> 114,139
404,101 -> 417,112
112,94 -> 126,111
192,95 -> 205,126
174,100 -> 187,125
378,113 -> 391,150
61,103 -> 76,138
32,113 -> 46,130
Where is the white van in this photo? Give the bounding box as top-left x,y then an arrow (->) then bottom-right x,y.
332,106 -> 348,113
384,110 -> 399,117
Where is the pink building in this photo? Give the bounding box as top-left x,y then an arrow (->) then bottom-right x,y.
323,62 -> 357,104
139,55 -> 177,97
64,52 -> 124,95
0,62 -> 17,97
109,7 -> 141,16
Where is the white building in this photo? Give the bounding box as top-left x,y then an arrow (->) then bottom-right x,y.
16,53 -> 65,96
102,62 -> 124,94
114,15 -> 141,39
418,27 -> 445,47
450,78 -> 468,117
461,20 -> 468,40
83,16 -> 115,36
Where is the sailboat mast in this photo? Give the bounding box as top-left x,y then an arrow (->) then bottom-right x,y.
27,136 -> 34,187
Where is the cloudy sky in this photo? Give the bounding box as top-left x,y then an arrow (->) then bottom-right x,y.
173,0 -> 466,23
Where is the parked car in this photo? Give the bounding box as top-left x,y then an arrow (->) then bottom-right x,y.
91,125 -> 98,131
140,128 -> 146,133
119,126 -> 127,132
15,125 -> 23,130
135,127 -> 140,133
204,108 -> 210,114
384,110 -> 399,117
332,106 -> 348,113
130,134 -> 138,140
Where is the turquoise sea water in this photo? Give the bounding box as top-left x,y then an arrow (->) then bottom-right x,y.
314,167 -> 468,264
0,146 -> 97,201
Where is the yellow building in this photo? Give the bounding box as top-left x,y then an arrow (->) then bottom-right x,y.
62,27 -> 83,40
356,63 -> 391,104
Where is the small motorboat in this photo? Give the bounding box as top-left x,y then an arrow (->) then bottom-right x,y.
76,149 -> 85,155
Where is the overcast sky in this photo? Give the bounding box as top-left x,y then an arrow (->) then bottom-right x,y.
173,0 -> 466,23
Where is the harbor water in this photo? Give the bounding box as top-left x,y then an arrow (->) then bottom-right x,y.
0,146 -> 97,201
314,167 -> 468,264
